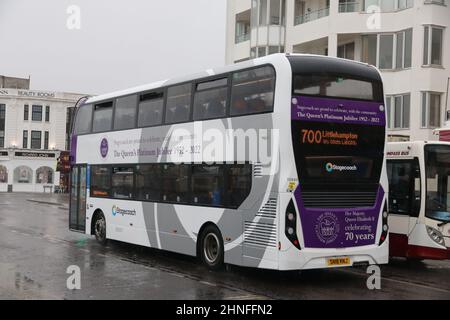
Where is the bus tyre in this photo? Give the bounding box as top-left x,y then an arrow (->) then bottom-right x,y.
94,212 -> 107,245
200,225 -> 224,270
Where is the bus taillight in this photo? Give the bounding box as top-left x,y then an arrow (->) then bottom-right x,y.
379,202 -> 389,246
286,200 -> 301,250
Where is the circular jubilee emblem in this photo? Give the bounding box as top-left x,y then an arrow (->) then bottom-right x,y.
100,138 -> 108,158
315,212 -> 340,244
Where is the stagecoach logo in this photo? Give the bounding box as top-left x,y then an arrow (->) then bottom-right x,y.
100,138 -> 108,158
325,162 -> 334,172
325,162 -> 357,173
112,205 -> 136,217
315,212 -> 340,244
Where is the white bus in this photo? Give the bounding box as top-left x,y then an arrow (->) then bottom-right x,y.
387,141 -> 450,260
69,53 -> 389,270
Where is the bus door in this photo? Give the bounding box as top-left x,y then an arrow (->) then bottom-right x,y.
69,164 -> 87,232
387,158 -> 421,256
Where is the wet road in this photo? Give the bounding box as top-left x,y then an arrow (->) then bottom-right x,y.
0,193 -> 449,300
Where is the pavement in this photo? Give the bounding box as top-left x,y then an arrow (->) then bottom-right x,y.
0,192 -> 449,300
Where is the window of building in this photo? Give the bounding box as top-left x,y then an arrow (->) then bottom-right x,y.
386,97 -> 391,129
387,94 -> 410,129
421,92 -> 442,128
138,92 -> 164,127
191,164 -> 224,206
36,166 -> 53,184
23,130 -> 28,149
0,104 -> 5,148
31,131 -> 42,149
364,0 -> 413,12
379,34 -> 394,69
14,166 -> 32,183
135,164 -> 161,201
230,66 -> 275,116
257,47 -> 267,57
74,104 -> 93,135
193,78 -> 228,120
32,105 -> 42,121
235,10 -> 251,44
424,0 -> 446,5
92,101 -> 113,133
161,164 -> 189,203
45,105 -> 50,122
259,0 -> 268,26
24,104 -> 29,121
90,166 -> 111,197
423,26 -> 444,66
0,165 -> 7,183
269,0 -> 281,25
165,84 -> 192,124
111,166 -> 134,199
362,29 -> 412,70
362,34 -> 377,66
251,0 -> 258,29
44,131 -> 49,150
337,42 -> 355,60
114,95 -> 138,130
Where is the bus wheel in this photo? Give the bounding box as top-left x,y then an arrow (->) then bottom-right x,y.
200,225 -> 224,270
94,212 -> 107,245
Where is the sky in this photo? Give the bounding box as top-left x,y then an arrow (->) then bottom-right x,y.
0,0 -> 227,95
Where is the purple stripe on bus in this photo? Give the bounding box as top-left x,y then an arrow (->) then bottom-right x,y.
70,135 -> 77,165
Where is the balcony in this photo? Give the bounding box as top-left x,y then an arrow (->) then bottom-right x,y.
294,7 -> 329,25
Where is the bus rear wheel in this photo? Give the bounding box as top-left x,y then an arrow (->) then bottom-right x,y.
200,225 -> 224,270
94,212 -> 107,245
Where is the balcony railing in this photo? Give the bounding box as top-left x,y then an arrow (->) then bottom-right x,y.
294,7 -> 330,25
235,33 -> 250,44
338,1 -> 361,13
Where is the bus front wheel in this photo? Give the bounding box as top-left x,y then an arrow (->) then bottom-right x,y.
93,211 -> 107,245
200,225 -> 224,270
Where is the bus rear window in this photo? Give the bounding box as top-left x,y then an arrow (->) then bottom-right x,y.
293,74 -> 382,102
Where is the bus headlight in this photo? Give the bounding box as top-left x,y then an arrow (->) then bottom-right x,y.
426,226 -> 445,246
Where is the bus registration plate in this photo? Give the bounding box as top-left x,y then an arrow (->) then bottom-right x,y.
326,257 -> 350,266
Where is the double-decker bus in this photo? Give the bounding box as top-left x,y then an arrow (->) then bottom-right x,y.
69,53 -> 388,270
387,141 -> 450,260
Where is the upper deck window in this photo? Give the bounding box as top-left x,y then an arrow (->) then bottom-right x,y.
114,95 -> 138,130
293,73 -> 382,102
230,66 -> 275,116
73,104 -> 93,135
138,92 -> 164,127
165,84 -> 192,124
93,101 -> 113,133
193,78 -> 228,121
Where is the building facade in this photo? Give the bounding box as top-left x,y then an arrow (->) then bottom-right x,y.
226,0 -> 450,141
0,85 -> 86,192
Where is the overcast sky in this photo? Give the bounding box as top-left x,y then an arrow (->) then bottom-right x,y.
0,0 -> 227,95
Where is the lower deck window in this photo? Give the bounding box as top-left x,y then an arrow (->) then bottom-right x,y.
111,167 -> 134,199
91,166 -> 110,197
89,163 -> 252,209
192,164 -> 224,206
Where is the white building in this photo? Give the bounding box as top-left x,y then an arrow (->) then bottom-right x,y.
226,0 -> 450,141
0,83 -> 86,192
